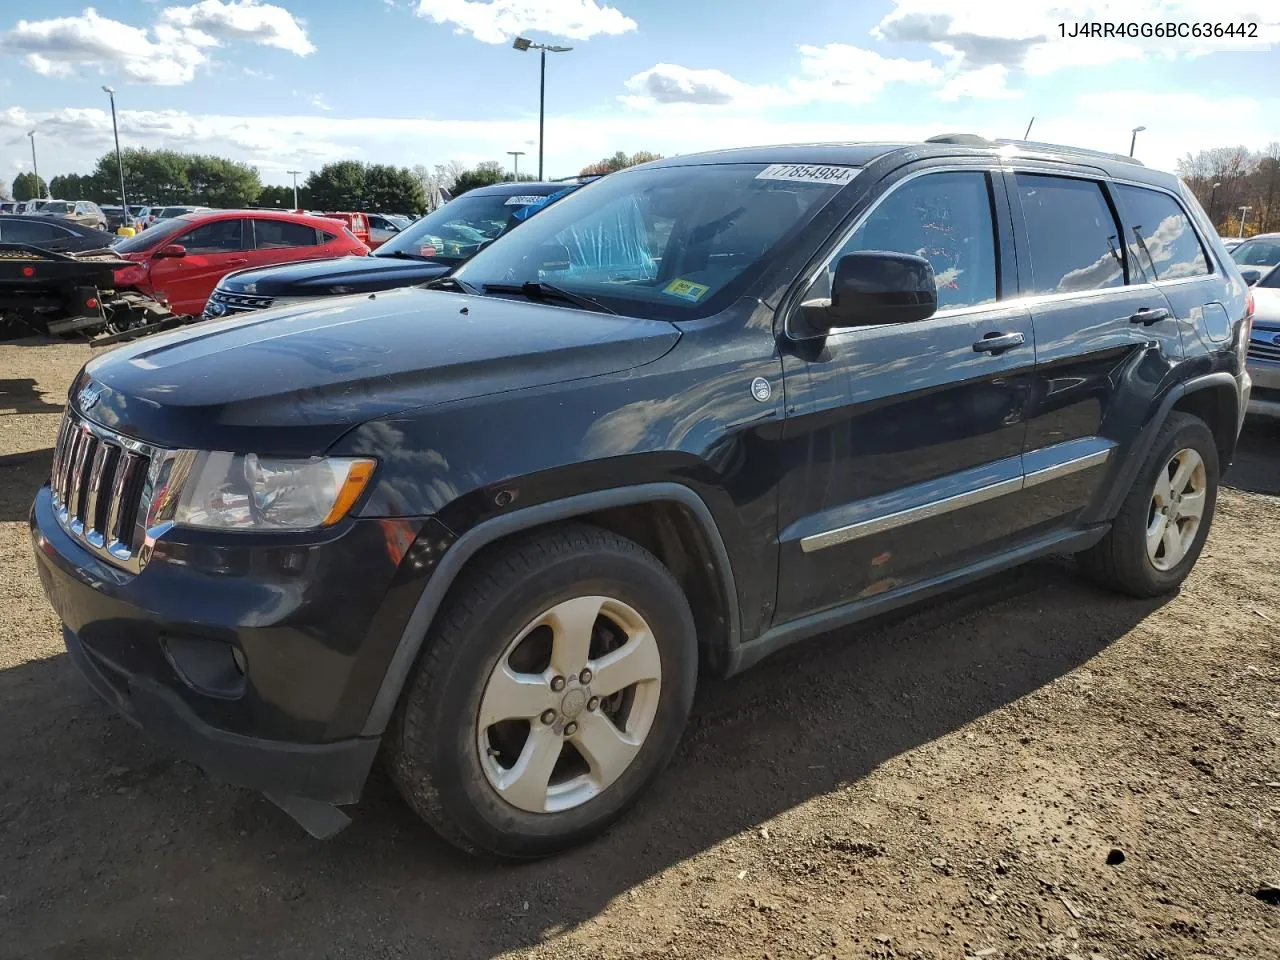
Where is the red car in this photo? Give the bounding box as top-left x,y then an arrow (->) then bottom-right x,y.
111,210 -> 370,317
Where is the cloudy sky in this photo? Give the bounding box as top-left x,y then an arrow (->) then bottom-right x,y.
1,0 -> 1278,187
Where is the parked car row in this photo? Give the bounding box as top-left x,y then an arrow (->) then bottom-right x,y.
31,135 -> 1257,860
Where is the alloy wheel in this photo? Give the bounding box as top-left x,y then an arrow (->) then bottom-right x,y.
1146,447 -> 1207,572
476,595 -> 662,814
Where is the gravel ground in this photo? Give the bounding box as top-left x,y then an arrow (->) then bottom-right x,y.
1,338 -> 1278,960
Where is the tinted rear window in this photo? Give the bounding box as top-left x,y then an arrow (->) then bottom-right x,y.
1015,174 -> 1124,294
1112,184 -> 1209,281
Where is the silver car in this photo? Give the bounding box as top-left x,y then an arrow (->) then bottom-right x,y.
1247,265 -> 1280,419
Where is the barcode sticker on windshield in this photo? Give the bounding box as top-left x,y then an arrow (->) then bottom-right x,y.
755,164 -> 857,186
504,195 -> 547,206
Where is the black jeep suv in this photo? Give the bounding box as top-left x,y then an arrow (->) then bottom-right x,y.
32,135 -> 1253,858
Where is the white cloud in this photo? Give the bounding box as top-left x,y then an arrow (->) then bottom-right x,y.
159,0 -> 315,56
874,1 -> 1279,77
937,64 -> 1020,102
0,9 -> 217,85
623,45 -> 942,110
310,94 -> 332,111
0,3 -> 314,86
243,66 -> 274,79
622,64 -> 771,107
789,43 -> 942,103
414,0 -> 636,44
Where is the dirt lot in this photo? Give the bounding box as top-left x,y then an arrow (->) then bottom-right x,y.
2,339 -> 1278,960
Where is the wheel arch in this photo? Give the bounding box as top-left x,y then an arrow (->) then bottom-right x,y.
1098,372 -> 1240,521
361,482 -> 742,736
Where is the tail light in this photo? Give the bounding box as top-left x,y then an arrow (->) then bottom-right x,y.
1238,291 -> 1255,368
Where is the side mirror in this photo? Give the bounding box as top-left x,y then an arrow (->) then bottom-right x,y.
796,251 -> 938,337
1240,267 -> 1263,286
156,243 -> 186,259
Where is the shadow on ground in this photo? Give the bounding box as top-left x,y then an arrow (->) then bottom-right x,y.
0,448 -> 52,523
0,559 -> 1166,960
0,378 -> 64,415
1224,419 -> 1280,496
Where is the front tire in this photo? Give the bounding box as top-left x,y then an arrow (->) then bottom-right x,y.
386,524 -> 698,859
1077,412 -> 1219,597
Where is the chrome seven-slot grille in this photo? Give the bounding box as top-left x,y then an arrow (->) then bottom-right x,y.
50,412 -> 153,572
1248,336 -> 1280,363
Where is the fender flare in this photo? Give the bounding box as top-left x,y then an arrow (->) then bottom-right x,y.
361,482 -> 742,736
1096,371 -> 1239,520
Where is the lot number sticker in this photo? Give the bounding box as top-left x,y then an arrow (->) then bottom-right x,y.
504,195 -> 547,205
755,164 -> 857,186
663,278 -> 711,302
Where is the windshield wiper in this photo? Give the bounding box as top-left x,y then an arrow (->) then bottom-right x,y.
482,281 -> 617,315
424,275 -> 480,295
377,250 -> 436,262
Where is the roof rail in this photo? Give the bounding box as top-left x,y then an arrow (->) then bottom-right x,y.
923,132 -> 1144,166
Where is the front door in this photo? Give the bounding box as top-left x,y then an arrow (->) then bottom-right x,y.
775,167 -> 1037,622
149,218 -> 251,315
1008,171 -> 1185,529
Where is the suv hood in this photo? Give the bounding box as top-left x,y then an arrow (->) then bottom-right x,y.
220,255 -> 451,297
77,287 -> 680,456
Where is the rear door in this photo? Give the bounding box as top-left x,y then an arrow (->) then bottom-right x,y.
1009,169 -> 1184,529
250,218 -> 329,268
149,218 -> 252,315
776,165 -> 1038,622
1110,181 -> 1224,355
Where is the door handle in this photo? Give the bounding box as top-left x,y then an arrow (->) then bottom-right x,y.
972,331 -> 1025,354
1129,306 -> 1171,325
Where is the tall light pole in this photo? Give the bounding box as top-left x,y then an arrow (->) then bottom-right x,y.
512,36 -> 572,180
1208,181 -> 1222,226
102,86 -> 129,224
1239,205 -> 1252,240
1129,125 -> 1146,158
287,169 -> 302,210
26,130 -> 42,199
506,150 -> 526,180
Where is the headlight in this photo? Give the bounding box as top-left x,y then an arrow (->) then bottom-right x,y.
171,452 -> 376,531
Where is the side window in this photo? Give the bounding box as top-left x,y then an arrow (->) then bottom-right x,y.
254,219 -> 322,249
1015,174 -> 1124,294
1,220 -> 58,242
1112,184 -> 1209,281
179,219 -> 246,254
815,170 -> 999,312
318,230 -> 337,244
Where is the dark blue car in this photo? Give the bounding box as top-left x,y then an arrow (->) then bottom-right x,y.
202,180 -> 587,318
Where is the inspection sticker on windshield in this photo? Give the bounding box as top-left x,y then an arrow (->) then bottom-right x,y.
663,278 -> 710,302
504,195 -> 547,206
755,163 -> 857,186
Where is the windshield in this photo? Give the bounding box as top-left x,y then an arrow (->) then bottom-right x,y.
1231,237 -> 1280,268
376,190 -> 571,262
451,163 -> 856,319
42,201 -> 71,215
112,217 -> 188,253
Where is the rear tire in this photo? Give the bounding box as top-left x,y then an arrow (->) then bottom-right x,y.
386,524 -> 697,859
1077,412 -> 1219,597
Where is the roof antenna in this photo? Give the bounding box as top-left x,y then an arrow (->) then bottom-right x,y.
1023,116 -> 1035,139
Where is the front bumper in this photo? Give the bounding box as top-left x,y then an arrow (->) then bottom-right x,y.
1246,357 -> 1280,419
62,623 -> 378,804
31,485 -> 429,806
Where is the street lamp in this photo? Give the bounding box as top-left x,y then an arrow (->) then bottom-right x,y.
287,169 -> 302,210
1129,125 -> 1146,158
1208,181 -> 1222,226
26,130 -> 43,200
102,86 -> 129,226
512,36 -> 573,180
1239,205 -> 1252,240
506,150 -> 526,180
